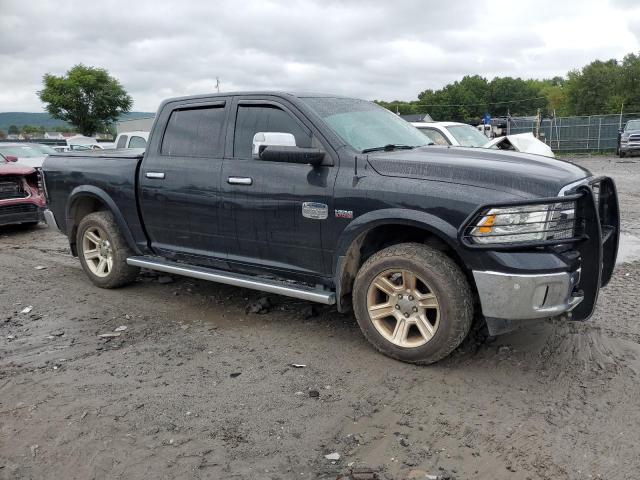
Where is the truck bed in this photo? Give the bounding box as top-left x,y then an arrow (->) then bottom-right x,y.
43,149 -> 147,254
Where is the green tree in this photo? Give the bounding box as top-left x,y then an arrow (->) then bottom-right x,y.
8,125 -> 19,134
375,52 -> 640,121
0,129 -> 6,139
619,53 -> 640,112
489,77 -> 546,117
38,64 -> 132,136
374,100 -> 421,115
416,75 -> 491,121
21,125 -> 45,135
564,59 -> 621,115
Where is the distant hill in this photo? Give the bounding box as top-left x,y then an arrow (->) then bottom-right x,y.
0,112 -> 155,133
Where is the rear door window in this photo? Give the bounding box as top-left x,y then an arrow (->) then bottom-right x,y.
161,106 -> 226,157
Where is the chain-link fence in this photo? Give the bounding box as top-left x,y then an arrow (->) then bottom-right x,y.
507,113 -> 640,152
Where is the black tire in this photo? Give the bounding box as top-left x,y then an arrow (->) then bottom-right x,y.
352,243 -> 473,364
619,150 -> 626,158
76,211 -> 139,288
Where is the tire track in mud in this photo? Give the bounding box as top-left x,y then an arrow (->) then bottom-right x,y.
324,359 -> 572,480
322,258 -> 640,480
533,321 -> 640,480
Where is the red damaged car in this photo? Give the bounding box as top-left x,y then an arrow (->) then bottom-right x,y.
0,156 -> 46,227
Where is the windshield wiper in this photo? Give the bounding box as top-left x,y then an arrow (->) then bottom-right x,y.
361,144 -> 417,154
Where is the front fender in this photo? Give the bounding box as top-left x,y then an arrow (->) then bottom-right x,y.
66,185 -> 141,255
332,208 -> 460,312
334,208 -> 459,265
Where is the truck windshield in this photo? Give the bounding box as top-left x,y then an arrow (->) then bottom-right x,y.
301,97 -> 430,152
625,119 -> 640,131
445,125 -> 489,147
0,145 -> 45,158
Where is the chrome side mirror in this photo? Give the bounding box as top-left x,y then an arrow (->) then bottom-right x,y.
252,132 -> 296,159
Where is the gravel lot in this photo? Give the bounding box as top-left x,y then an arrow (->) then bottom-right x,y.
1,154 -> 639,480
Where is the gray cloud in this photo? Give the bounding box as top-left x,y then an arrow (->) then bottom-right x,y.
0,0 -> 638,112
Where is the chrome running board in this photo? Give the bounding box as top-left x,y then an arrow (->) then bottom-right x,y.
127,256 -> 336,305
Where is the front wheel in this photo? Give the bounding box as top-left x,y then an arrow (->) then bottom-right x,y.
76,211 -> 139,288
352,243 -> 473,364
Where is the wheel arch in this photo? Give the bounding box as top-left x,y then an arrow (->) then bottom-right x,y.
66,186 -> 140,256
333,209 -> 472,313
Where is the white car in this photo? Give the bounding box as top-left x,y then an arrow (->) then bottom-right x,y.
114,131 -> 149,149
0,142 -> 57,168
411,121 -> 555,157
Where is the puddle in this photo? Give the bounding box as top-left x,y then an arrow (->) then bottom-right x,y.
617,233 -> 640,264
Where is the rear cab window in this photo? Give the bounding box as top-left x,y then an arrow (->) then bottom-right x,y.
129,136 -> 146,148
161,106 -> 226,157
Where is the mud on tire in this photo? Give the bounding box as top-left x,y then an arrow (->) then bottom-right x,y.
352,243 -> 474,364
76,211 -> 139,288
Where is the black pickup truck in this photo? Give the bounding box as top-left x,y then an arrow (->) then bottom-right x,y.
42,92 -> 619,364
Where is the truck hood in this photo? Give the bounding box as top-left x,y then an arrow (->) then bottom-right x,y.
621,129 -> 640,139
366,146 -> 590,198
0,163 -> 36,176
12,156 -> 46,169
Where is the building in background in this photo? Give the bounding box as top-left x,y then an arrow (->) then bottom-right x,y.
44,132 -> 65,139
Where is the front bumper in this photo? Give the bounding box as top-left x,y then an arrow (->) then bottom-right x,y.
0,203 -> 44,227
44,208 -> 59,230
473,269 -> 583,320
620,142 -> 640,152
620,140 -> 640,151
461,176 -> 619,331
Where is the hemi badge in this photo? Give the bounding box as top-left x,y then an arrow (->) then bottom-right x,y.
302,202 -> 328,220
335,209 -> 353,219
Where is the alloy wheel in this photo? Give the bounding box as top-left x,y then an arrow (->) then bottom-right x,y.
82,226 -> 114,278
366,269 -> 440,348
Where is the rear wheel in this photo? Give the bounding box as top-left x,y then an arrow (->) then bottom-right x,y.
352,243 -> 473,364
76,211 -> 139,288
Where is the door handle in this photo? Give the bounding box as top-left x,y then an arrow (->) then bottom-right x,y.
146,172 -> 165,179
227,177 -> 253,185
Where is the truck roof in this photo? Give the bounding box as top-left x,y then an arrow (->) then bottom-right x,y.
160,91 -> 353,105
411,121 -> 467,128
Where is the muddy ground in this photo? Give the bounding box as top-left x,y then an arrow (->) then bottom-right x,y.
1,154 -> 639,480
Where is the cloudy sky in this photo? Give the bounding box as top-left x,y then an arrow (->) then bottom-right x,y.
1,0 -> 639,112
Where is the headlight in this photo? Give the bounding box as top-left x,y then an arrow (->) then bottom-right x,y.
469,202 -> 575,244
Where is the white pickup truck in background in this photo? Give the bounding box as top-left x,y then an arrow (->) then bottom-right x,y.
114,131 -> 149,149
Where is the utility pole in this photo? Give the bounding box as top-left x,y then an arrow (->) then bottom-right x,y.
535,108 -> 541,139
215,77 -> 220,93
